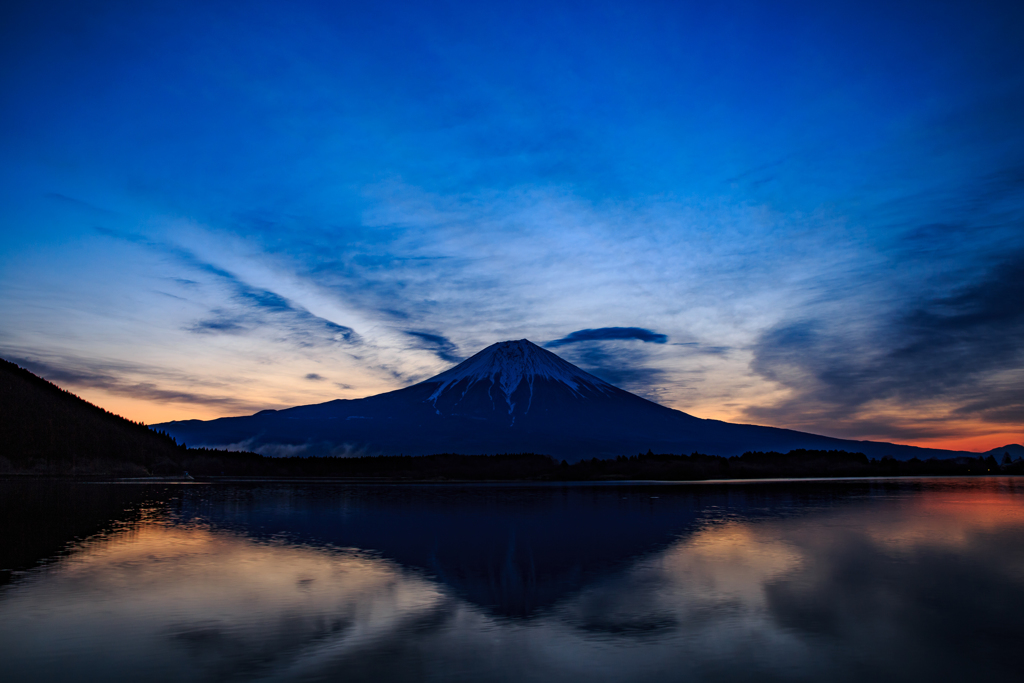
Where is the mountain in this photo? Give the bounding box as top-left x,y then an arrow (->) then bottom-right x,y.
0,358 -> 185,475
157,339 -> 984,461
983,443 -> 1024,460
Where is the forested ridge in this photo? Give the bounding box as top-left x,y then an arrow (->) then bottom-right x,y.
0,358 -> 187,475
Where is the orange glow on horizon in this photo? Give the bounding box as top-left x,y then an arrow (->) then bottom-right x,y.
62,380 -> 1024,455
902,433 -> 1024,454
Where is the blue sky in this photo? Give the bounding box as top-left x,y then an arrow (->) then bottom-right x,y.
1,0 -> 1022,450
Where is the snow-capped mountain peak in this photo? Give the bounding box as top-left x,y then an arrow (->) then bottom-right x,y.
426,339 -> 610,412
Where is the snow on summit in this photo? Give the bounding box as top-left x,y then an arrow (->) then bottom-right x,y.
426,339 -> 611,412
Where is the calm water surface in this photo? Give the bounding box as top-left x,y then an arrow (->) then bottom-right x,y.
1,477 -> 1022,682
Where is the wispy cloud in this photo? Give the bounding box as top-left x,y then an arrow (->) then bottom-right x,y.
5,355 -> 262,414
545,342 -> 666,401
96,226 -> 360,350
184,263 -> 359,349
746,251 -> 1024,435
189,314 -> 248,334
403,331 -> 462,364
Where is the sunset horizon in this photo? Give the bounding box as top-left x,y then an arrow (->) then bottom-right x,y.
10,339 -> 1018,455
4,2 -> 1021,456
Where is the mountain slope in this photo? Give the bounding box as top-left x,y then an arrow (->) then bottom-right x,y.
0,358 -> 186,474
156,340 -> 987,461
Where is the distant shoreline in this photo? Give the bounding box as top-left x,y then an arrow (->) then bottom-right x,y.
5,472 -> 1023,486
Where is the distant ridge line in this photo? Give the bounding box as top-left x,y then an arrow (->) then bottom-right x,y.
152,340 -> 1019,462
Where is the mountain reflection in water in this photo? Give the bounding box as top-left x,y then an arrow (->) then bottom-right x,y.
1,478 -> 1023,682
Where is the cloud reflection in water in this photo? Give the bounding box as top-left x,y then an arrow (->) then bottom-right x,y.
0,479 -> 1022,682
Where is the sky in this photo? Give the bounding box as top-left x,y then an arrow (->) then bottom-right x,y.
1,0 -> 1022,451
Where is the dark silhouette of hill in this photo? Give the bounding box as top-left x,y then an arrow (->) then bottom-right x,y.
0,358 -> 188,475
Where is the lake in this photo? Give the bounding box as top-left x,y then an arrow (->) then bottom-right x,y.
1,477 -> 1022,682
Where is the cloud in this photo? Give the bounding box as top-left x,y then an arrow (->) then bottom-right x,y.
546,327 -> 669,348
189,314 -> 247,333
219,438 -> 312,457
5,355 -> 262,414
551,343 -> 668,401
187,276 -> 358,349
305,373 -> 324,381
93,227 -> 360,350
671,342 -> 731,355
403,331 -> 463,364
746,251 -> 1024,434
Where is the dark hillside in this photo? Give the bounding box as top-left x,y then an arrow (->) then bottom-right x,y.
0,358 -> 187,475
